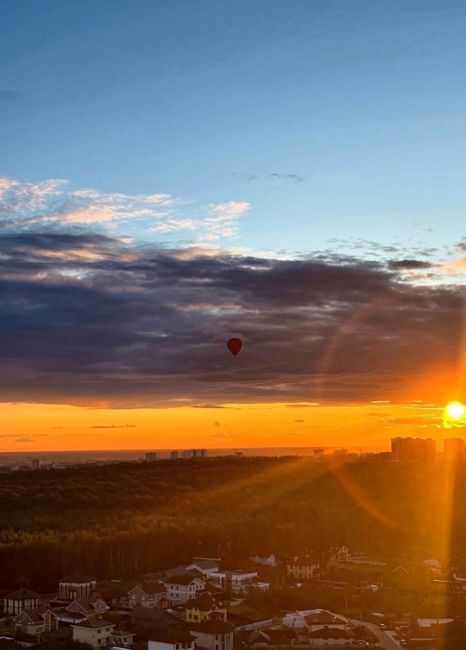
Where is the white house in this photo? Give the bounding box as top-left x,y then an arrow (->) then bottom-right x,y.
189,620 -> 235,650
283,609 -> 349,632
209,570 -> 258,594
249,554 -> 277,567
59,573 -> 97,601
286,555 -> 320,581
127,583 -> 165,609
164,575 -> 205,603
72,617 -> 115,649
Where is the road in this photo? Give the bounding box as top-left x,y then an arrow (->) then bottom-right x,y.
347,618 -> 401,650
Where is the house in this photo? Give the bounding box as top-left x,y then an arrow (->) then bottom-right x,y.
185,592 -> 227,623
245,627 -> 298,647
2,588 -> 42,615
71,617 -> 115,649
67,595 -> 109,617
283,609 -> 349,632
286,555 -> 320,581
127,583 -> 165,609
111,629 -> 135,648
249,553 -> 277,568
148,628 -> 195,650
189,620 -> 235,650
209,570 -> 258,594
14,606 -> 58,636
304,627 -> 354,646
164,575 -> 205,603
59,573 -> 97,601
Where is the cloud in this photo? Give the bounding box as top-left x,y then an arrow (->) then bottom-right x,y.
202,201 -> 250,241
388,259 -> 433,270
90,424 -> 136,429
0,176 -> 248,242
211,431 -> 235,438
229,172 -> 304,183
0,227 -> 462,407
268,173 -> 304,183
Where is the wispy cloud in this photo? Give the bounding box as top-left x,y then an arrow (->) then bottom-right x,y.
0,176 -> 249,242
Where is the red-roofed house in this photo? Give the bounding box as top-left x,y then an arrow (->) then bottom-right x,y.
14,606 -> 58,636
66,595 -> 109,617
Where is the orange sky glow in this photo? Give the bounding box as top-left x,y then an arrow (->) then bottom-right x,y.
0,394 -> 463,453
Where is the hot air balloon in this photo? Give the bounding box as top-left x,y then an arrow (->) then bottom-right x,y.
227,337 -> 243,358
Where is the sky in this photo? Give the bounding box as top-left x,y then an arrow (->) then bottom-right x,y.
0,0 -> 465,451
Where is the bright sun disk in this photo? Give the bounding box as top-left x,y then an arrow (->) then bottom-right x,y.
445,401 -> 465,420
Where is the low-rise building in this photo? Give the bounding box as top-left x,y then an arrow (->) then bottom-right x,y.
189,620 -> 234,650
128,583 -> 165,609
286,555 -> 320,581
2,588 -> 41,616
148,628 -> 195,650
111,629 -> 135,648
210,570 -> 258,594
185,592 -> 227,623
59,573 -> 97,601
164,575 -> 205,603
67,595 -> 109,617
71,617 -> 115,649
14,606 -> 58,636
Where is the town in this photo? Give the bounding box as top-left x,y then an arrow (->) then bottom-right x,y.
1,543 -> 466,650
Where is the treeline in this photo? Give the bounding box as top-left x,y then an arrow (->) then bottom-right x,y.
1,455 -> 466,590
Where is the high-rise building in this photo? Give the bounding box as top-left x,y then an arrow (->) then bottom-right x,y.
391,437 -> 436,461
170,450 -> 179,460
145,452 -> 158,462
444,438 -> 466,460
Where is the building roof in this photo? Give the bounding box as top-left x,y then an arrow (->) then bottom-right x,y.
132,606 -> 178,626
305,609 -> 348,626
186,592 -> 223,610
149,627 -> 195,644
130,582 -> 165,595
4,588 -> 41,601
308,628 -> 352,639
189,621 -> 234,634
16,606 -> 51,623
73,617 -> 114,629
60,573 -> 96,584
188,560 -> 219,571
166,574 -> 204,586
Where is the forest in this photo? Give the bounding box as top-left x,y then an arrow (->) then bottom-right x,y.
1,454 -> 466,591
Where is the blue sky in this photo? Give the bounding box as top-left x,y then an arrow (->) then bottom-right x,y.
0,1 -> 464,421
1,0 -> 466,260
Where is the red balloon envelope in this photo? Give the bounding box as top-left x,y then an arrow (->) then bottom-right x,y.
227,337 -> 243,357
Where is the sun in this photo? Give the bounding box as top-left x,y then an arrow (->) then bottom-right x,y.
445,401 -> 465,420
